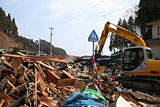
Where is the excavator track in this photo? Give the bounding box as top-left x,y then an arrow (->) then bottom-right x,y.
116,76 -> 160,95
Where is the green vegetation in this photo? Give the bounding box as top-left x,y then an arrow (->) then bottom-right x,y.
109,0 -> 160,53
109,17 -> 136,52
0,8 -> 18,36
36,39 -> 66,55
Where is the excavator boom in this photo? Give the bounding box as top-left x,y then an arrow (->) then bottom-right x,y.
97,21 -> 146,55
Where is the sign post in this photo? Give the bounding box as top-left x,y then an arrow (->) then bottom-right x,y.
88,30 -> 102,91
93,42 -> 94,56
88,29 -> 99,56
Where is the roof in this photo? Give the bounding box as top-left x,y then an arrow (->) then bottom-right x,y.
97,57 -> 111,61
145,38 -> 160,42
80,56 -> 91,60
20,50 -> 36,54
146,20 -> 160,25
111,53 -> 121,57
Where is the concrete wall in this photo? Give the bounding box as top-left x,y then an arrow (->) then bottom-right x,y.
151,21 -> 160,39
146,21 -> 160,58
148,40 -> 160,58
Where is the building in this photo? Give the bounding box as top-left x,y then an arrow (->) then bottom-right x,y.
39,51 -> 47,56
146,20 -> 160,58
20,49 -> 36,56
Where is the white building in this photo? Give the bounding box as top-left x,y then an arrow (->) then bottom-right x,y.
146,20 -> 160,58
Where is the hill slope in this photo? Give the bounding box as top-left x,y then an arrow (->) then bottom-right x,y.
0,7 -> 66,55
0,31 -> 22,49
0,31 -> 67,55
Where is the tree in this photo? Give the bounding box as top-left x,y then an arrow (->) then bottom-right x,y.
0,8 -> 7,31
0,8 -> 18,36
109,18 -> 137,53
6,13 -> 12,35
135,0 -> 160,40
11,18 -> 18,36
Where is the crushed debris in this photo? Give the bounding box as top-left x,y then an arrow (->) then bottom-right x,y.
0,52 -> 159,107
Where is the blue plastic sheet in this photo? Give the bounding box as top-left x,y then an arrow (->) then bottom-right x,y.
62,92 -> 107,107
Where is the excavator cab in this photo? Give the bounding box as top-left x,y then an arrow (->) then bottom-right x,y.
122,47 -> 153,74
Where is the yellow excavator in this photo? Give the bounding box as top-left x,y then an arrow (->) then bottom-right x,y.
96,21 -> 160,94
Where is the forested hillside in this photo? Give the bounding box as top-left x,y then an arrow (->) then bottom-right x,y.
0,7 -> 66,55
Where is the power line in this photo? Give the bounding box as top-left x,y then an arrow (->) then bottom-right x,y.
53,1 -> 138,45
53,0 -> 94,26
54,0 -> 131,28
55,2 -> 136,34
54,0 -> 105,28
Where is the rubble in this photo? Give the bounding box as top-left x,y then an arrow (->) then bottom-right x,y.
0,52 -> 80,106
0,52 -> 160,107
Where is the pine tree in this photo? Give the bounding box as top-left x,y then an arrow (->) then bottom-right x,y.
118,18 -> 122,25
109,18 -> 137,52
0,8 -> 18,36
12,18 -> 18,36
6,13 -> 12,35
0,8 -> 7,31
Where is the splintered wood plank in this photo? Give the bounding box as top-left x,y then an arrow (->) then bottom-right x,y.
44,70 -> 60,84
0,77 -> 8,90
37,72 -> 47,91
12,57 -> 23,76
25,57 -> 67,64
3,53 -> 67,64
7,80 -> 16,90
1,54 -> 23,58
46,83 -> 66,101
37,64 -> 46,80
36,61 -> 55,70
0,91 -> 15,104
39,97 -> 58,107
57,79 -> 81,88
35,68 -> 38,107
62,70 -> 75,79
3,60 -> 13,69
0,94 -> 15,103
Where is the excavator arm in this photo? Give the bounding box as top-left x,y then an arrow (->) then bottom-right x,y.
96,21 -> 146,55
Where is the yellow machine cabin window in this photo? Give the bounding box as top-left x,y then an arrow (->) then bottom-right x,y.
122,48 -> 144,71
146,49 -> 153,59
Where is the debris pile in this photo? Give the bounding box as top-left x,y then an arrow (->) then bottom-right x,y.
0,53 -> 80,106
0,53 -> 160,107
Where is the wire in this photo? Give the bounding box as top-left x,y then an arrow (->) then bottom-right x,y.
55,2 -> 136,34
53,0 -> 93,26
51,1 -> 138,45
54,0 -> 105,28
54,0 -> 131,29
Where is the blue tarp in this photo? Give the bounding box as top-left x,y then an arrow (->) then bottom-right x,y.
62,92 -> 107,107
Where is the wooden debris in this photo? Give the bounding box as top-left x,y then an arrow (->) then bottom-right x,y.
0,53 -> 80,106
0,52 -> 159,107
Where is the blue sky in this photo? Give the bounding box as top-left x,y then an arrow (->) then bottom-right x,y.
0,0 -> 139,56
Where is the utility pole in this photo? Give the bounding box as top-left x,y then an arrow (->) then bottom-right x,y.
38,38 -> 40,56
49,27 -> 54,56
